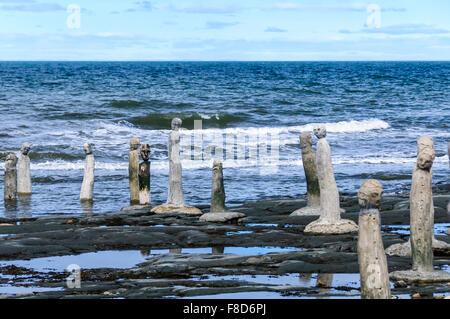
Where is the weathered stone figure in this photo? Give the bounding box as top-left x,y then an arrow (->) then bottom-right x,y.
199,160 -> 245,223
304,126 -> 358,234
139,144 -> 151,206
129,137 -> 140,205
390,136 -> 450,283
17,142 -> 31,195
357,179 -> 391,299
290,132 -> 321,216
386,135 -> 449,256
151,118 -> 202,215
80,143 -> 94,201
4,153 -> 18,201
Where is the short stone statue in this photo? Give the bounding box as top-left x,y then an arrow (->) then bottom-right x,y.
129,137 -> 140,205
199,160 -> 245,223
290,132 -> 321,216
80,143 -> 94,201
357,179 -> 391,299
151,118 -> 202,215
390,136 -> 450,283
139,143 -> 151,206
304,126 -> 358,234
386,135 -> 449,256
17,142 -> 32,195
4,153 -> 18,201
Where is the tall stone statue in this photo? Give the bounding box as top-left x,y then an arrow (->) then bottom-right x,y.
4,153 -> 18,201
390,136 -> 450,283
80,143 -> 94,201
357,179 -> 391,299
151,118 -> 202,215
291,132 -> 320,216
304,126 -> 358,234
199,160 -> 245,223
139,143 -> 151,206
129,137 -> 140,205
17,142 -> 31,195
386,135 -> 449,256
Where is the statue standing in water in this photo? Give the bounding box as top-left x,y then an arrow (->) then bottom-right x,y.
151,118 -> 202,215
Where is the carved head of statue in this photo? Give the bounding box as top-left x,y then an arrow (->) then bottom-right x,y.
140,144 -> 151,161
171,118 -> 182,131
213,159 -> 222,172
417,135 -> 434,155
358,179 -> 383,209
130,137 -> 140,151
83,143 -> 92,155
5,153 -> 17,166
300,132 -> 313,149
313,125 -> 327,139
417,147 -> 435,170
21,142 -> 30,155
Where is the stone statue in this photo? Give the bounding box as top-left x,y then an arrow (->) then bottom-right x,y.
17,142 -> 31,195
139,143 -> 151,206
304,125 -> 358,234
199,160 -> 245,223
386,135 -> 449,256
290,132 -> 321,216
151,118 -> 202,215
357,179 -> 391,299
4,153 -> 18,201
129,137 -> 140,205
390,136 -> 450,283
80,143 -> 94,201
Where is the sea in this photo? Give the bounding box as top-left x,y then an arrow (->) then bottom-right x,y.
0,61 -> 449,218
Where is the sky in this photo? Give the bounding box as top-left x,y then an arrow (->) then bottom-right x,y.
0,0 -> 449,60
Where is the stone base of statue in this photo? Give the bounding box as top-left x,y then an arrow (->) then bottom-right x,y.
304,217 -> 358,234
390,270 -> 450,283
386,238 -> 450,256
199,211 -> 246,223
151,204 -> 202,216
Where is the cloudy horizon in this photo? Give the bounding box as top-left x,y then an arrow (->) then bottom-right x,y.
0,0 -> 449,61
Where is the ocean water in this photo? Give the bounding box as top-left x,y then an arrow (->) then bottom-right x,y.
0,61 -> 449,218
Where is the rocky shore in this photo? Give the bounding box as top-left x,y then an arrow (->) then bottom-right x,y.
0,191 -> 448,299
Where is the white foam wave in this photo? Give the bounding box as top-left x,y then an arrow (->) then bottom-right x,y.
179,118 -> 390,136
1,155 -> 446,171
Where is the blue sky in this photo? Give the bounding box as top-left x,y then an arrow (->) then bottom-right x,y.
0,0 -> 449,60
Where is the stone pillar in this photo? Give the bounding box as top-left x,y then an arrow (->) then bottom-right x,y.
80,143 -> 94,201
139,143 -> 151,206
17,142 -> 31,195
210,160 -> 226,213
151,118 -> 202,215
385,135 -> 449,256
304,126 -> 358,234
129,137 -> 140,205
410,147 -> 434,272
390,136 -> 450,283
4,153 -> 18,201
291,132 -> 321,216
199,160 -> 245,223
357,179 -> 391,299
167,118 -> 184,206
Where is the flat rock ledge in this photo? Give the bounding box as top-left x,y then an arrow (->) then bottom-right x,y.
151,204 -> 203,216
304,218 -> 359,235
199,212 -> 246,223
121,205 -> 151,212
386,238 -> 450,257
390,270 -> 450,284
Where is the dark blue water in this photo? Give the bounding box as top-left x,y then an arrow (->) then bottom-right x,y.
0,62 -> 449,217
